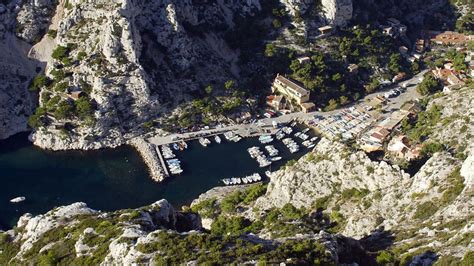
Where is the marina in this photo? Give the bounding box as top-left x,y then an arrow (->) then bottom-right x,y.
0,126 -> 314,228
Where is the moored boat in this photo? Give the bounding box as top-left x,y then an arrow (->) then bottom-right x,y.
10,196 -> 26,203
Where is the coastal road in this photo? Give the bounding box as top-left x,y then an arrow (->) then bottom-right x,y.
148,70 -> 427,146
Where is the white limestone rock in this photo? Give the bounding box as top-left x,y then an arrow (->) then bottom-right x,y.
321,0 -> 352,26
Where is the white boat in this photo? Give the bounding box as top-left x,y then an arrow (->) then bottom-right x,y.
294,132 -> 301,138
199,138 -> 211,147
310,137 -> 318,142
302,128 -> 310,133
265,171 -> 273,178
173,143 -> 180,151
10,196 -> 26,203
215,135 -> 222,144
271,156 -> 282,161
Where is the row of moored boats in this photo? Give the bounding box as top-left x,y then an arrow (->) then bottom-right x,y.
159,144 -> 185,175
222,173 -> 262,185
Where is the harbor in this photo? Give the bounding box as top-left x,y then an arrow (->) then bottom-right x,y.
0,130 -> 312,229
142,120 -> 319,186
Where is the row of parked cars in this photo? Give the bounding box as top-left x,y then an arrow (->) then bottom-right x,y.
384,86 -> 407,99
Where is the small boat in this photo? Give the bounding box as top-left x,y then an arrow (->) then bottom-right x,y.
265,171 -> 273,178
199,138 -> 211,147
271,156 -> 282,161
173,143 -> 180,151
10,196 -> 26,203
302,128 -> 310,133
215,135 -> 222,144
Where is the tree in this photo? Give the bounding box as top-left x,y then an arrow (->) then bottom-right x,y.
224,80 -> 236,91
28,107 -> 46,128
29,74 -> 48,91
204,85 -> 213,95
76,97 -> 94,119
265,43 -> 276,57
453,52 -> 468,72
388,53 -> 402,74
51,45 -> 69,61
339,95 -> 349,105
416,74 -> 441,95
272,19 -> 282,29
54,100 -> 75,119
325,99 -> 339,111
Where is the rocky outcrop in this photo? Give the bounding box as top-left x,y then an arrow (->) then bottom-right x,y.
321,0 -> 353,26
16,0 -> 57,43
0,2 -> 39,140
256,137 -> 410,209
3,199 -> 203,264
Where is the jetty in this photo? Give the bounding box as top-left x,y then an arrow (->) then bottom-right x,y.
129,138 -> 167,182
156,146 -> 170,177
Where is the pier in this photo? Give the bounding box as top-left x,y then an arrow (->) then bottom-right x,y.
156,146 -> 170,178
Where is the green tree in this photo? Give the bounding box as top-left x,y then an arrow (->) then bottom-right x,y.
265,43 -> 276,57
29,74 -> 48,91
416,74 -> 441,95
75,97 -> 94,119
54,100 -> 75,119
224,80 -> 236,91
272,19 -> 282,29
204,85 -> 213,95
388,53 -> 402,74
51,45 -> 69,61
325,99 -> 339,111
339,95 -> 349,105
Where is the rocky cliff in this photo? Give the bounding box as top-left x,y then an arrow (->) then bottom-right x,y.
0,1 -> 39,140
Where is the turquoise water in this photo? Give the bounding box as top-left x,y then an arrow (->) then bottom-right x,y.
0,132 -> 309,229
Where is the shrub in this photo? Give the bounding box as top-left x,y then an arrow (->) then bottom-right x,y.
376,251 -> 395,264
413,201 -> 438,220
47,29 -> 57,38
52,45 -> 69,61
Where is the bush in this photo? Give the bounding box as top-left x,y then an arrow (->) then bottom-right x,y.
376,251 -> 395,264
52,45 -> 69,61
461,251 -> 474,266
47,29 -> 57,38
413,201 -> 438,220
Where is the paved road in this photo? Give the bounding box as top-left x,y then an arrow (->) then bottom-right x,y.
148,70 -> 427,146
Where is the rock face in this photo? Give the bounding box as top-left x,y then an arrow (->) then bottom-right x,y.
3,199 -> 203,264
0,1 -> 38,140
16,0 -> 57,43
321,0 -> 352,26
256,137 -> 410,209
29,0 -> 263,150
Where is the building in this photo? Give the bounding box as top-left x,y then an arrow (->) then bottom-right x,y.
400,101 -> 422,116
301,102 -> 316,113
392,72 -> 407,83
415,39 -> 426,53
369,95 -> 387,107
318,26 -> 333,35
430,31 -> 474,46
266,95 -> 285,110
296,56 -> 311,64
271,74 -> 310,104
399,46 -> 409,56
388,135 -> 410,158
69,91 -> 84,100
347,64 -> 359,74
370,128 -> 391,143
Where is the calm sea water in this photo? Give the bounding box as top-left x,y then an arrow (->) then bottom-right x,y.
0,131 -> 309,229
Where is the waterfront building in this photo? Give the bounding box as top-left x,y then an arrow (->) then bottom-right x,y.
271,74 -> 310,104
